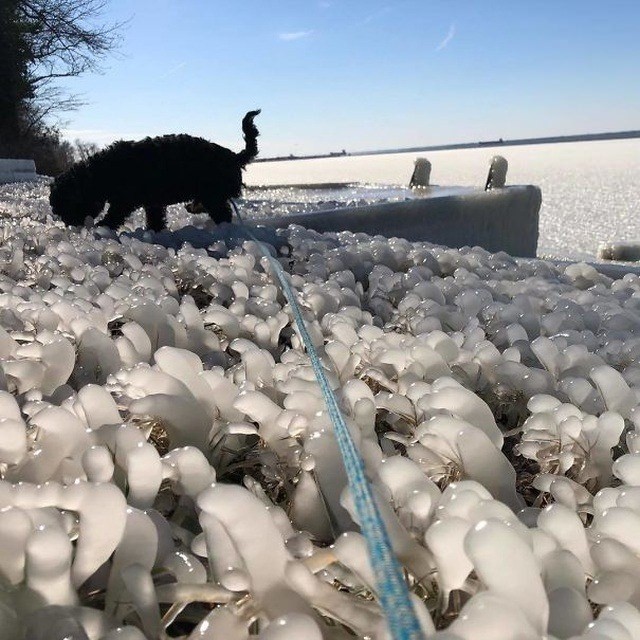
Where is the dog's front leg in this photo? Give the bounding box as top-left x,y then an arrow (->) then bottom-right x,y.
144,205 -> 167,232
101,202 -> 135,229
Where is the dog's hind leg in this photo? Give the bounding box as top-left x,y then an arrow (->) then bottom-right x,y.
185,201 -> 205,214
144,205 -> 167,232
101,202 -> 135,229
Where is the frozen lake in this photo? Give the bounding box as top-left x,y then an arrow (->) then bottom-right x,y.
245,138 -> 640,261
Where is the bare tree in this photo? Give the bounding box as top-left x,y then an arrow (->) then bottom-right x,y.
19,0 -> 123,125
22,0 -> 120,82
73,138 -> 100,162
0,0 -> 122,172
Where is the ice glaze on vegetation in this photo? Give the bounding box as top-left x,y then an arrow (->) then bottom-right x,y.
2,179 -> 640,638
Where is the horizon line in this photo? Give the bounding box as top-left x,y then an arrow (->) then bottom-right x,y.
256,128 -> 640,163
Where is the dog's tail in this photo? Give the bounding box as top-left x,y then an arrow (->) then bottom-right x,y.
236,109 -> 261,167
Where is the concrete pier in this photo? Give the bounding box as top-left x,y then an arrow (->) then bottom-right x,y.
0,159 -> 37,184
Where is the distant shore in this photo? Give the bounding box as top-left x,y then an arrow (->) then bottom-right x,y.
256,129 -> 640,163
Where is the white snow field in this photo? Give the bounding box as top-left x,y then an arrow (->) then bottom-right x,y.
2,174 -> 640,639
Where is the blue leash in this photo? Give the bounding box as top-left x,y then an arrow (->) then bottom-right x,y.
230,201 -> 424,640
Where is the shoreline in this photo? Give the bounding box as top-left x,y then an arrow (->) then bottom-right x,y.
256,128 -> 640,163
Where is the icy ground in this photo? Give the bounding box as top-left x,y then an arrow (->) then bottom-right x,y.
2,179 -> 640,639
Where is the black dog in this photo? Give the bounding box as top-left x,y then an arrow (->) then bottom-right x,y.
50,110 -> 260,231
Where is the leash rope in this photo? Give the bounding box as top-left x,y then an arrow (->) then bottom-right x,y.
230,200 -> 424,640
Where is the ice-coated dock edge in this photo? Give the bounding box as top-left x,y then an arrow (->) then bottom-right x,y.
261,185 -> 542,258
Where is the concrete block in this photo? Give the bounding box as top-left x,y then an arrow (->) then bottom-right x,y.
0,158 -> 37,184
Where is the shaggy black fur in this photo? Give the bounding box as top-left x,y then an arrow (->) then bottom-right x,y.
49,110 -> 260,231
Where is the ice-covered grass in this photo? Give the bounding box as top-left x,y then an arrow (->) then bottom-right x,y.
2,179 -> 640,639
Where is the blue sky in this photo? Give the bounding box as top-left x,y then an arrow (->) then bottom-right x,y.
58,1 -> 640,156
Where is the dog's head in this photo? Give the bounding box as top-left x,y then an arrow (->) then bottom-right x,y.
49,167 -> 106,225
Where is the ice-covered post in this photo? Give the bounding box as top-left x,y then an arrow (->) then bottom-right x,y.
484,155 -> 508,190
409,157 -> 431,188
